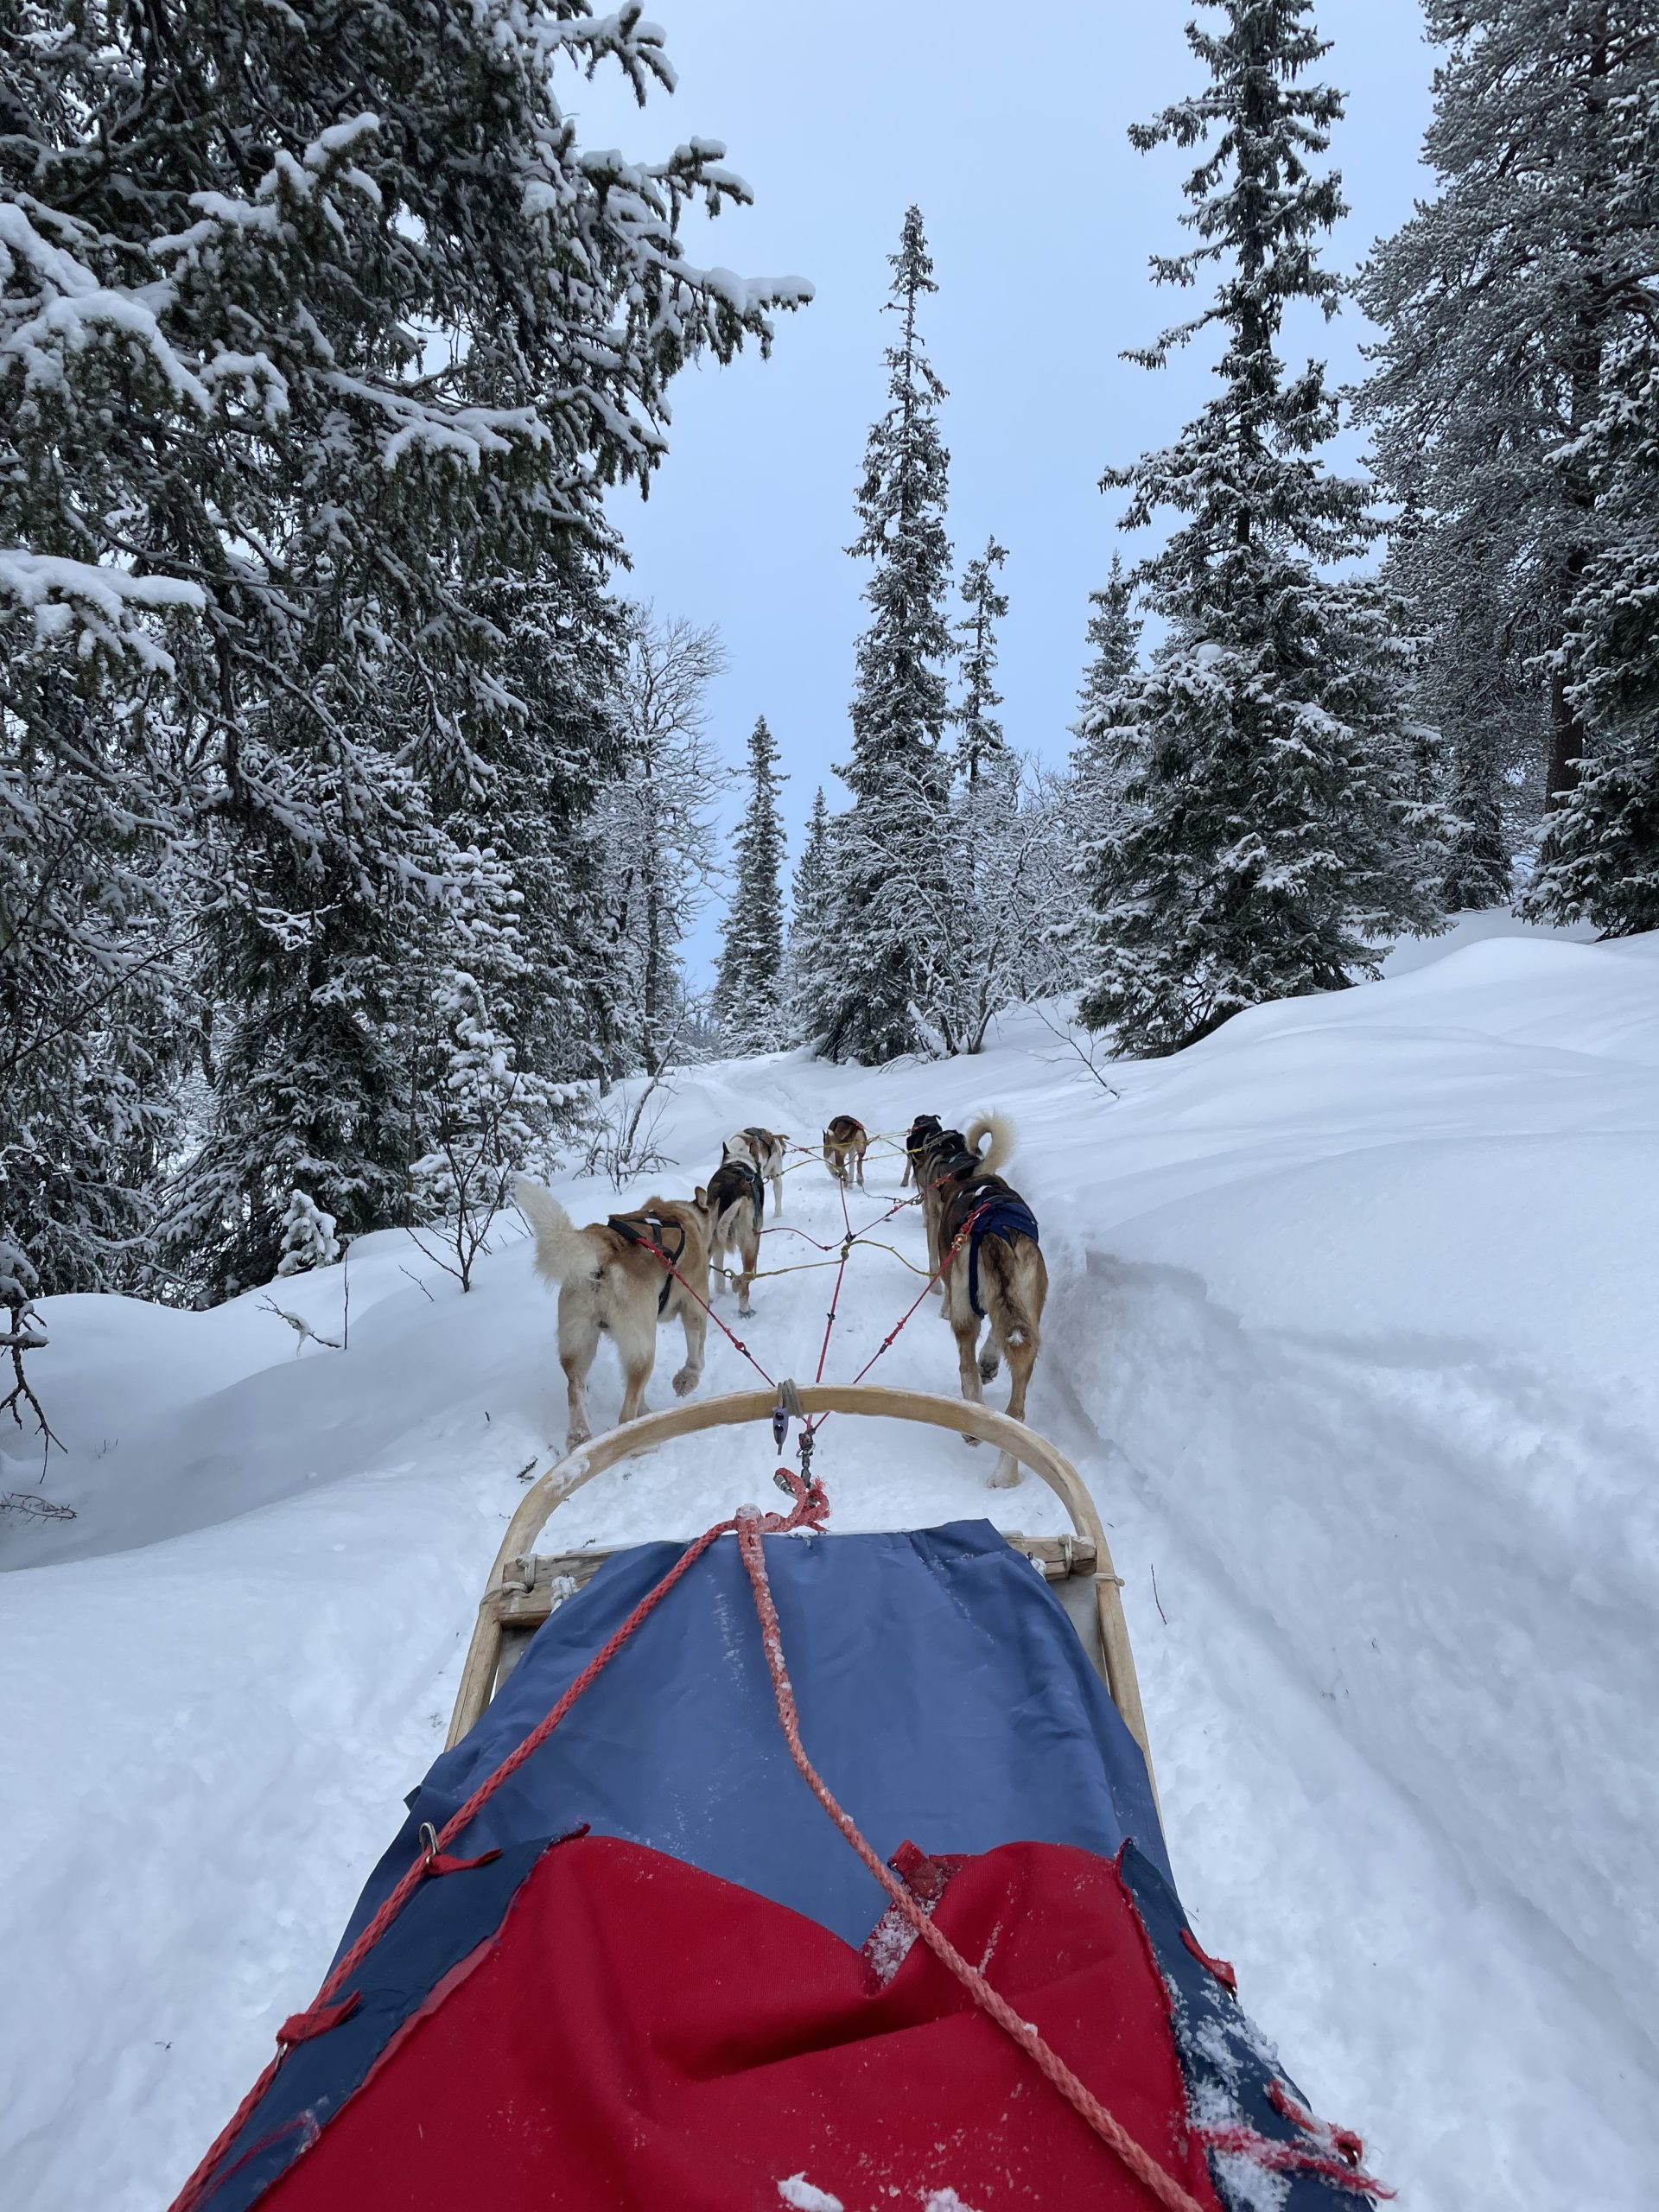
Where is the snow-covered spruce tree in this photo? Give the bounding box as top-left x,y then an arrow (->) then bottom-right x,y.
407,870 -> 555,1294
1076,559 -> 1145,734
428,554 -> 630,1097
1521,61 -> 1659,934
1522,318 -> 1659,931
1443,739 -> 1515,910
1384,516 -> 1522,909
955,537 -> 1014,788
4,4 -> 806,1302
906,534 -> 1026,1054
2,10 -> 207,1362
1081,0 -> 1446,1056
0,669 -> 193,1325
816,207 -> 956,1065
785,787 -> 837,1048
713,716 -> 787,1054
276,1192 -> 340,1279
1063,560 -> 1147,975
599,610 -> 728,1077
1357,3 -> 1659,822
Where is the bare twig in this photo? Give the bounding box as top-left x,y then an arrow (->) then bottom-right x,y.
397,1262 -> 436,1302
1150,1563 -> 1169,1626
0,1306 -> 61,1471
340,1244 -> 351,1351
0,1491 -> 76,1522
256,1296 -> 344,1354
1032,1005 -> 1122,1099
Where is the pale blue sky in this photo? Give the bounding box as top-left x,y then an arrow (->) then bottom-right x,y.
582,2 -> 1437,977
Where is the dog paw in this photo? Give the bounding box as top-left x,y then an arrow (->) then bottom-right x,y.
738,1304 -> 753,1320
565,1425 -> 591,1452
978,1352 -> 1001,1383
671,1367 -> 700,1397
988,1456 -> 1022,1490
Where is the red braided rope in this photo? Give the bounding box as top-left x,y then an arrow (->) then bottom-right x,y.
732,1508 -> 1210,2212
633,1235 -> 776,1389
840,1200 -> 990,1391
1194,2122 -> 1395,2197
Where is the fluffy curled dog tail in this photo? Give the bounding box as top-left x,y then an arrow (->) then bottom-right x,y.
965,1110 -> 1014,1177
514,1176 -> 590,1284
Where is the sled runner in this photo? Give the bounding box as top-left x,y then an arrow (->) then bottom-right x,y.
172,1388 -> 1389,2212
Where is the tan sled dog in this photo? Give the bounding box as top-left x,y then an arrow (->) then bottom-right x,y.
930,1116 -> 1046,1487
822,1114 -> 868,1188
705,1153 -> 765,1318
721,1126 -> 788,1217
515,1178 -> 712,1451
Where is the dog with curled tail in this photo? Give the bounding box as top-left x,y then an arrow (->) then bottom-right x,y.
516,1178 -> 713,1452
918,1114 -> 1046,1486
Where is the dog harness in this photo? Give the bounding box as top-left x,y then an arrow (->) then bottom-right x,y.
717,1156 -> 765,1234
607,1210 -> 686,1315
965,1195 -> 1041,1320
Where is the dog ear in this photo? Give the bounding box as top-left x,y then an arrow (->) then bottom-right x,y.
694,1184 -> 709,1209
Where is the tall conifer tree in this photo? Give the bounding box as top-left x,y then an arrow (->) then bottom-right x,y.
1076,560 -> 1144,735
817,207 -> 955,1064
785,789 -> 836,1047
956,537 -> 1013,787
713,716 -> 787,1052
1522,51 -> 1659,932
1081,0 -> 1445,1056
1357,2 -> 1659,820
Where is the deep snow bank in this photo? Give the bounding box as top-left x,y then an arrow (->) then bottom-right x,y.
3,922 -> 1656,2212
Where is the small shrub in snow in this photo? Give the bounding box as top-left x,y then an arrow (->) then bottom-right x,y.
276,1193 -> 340,1278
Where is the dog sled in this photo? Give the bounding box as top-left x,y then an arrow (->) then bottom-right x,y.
171,1386 -> 1388,2212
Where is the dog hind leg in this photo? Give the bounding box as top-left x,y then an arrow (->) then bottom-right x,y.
613,1299 -> 657,1427
951,1306 -> 988,1452
988,1245 -> 1042,1487
557,1296 -> 601,1451
742,1224 -> 760,1318
672,1294 -> 707,1398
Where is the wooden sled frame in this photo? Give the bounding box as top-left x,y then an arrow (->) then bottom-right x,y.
447,1385 -> 1155,1800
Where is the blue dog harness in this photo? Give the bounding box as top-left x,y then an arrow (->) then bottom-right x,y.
966,1195 -> 1040,1319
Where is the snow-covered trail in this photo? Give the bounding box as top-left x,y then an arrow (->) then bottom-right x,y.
4,924 -> 1656,2211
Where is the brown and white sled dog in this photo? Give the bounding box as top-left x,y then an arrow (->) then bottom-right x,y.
923,1113 -> 1046,1486
721,1126 -> 788,1217
822,1114 -> 868,1188
914,1112 -> 1014,1283
515,1178 -> 712,1452
705,1153 -> 766,1318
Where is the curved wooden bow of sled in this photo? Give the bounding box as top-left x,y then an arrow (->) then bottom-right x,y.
447,1385 -> 1154,1796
